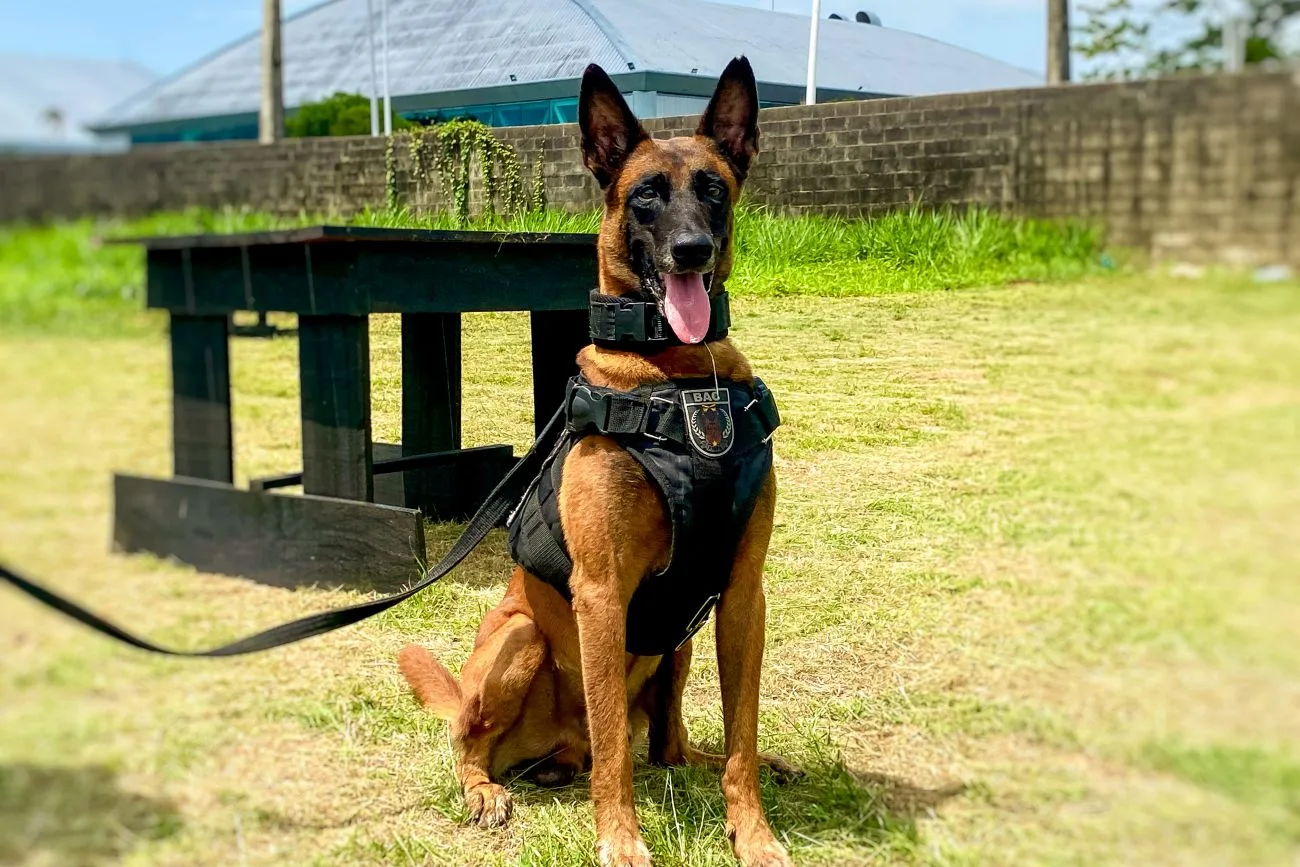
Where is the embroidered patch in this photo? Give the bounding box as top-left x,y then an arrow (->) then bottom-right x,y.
681,387 -> 734,457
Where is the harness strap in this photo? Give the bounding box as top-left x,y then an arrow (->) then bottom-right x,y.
0,406 -> 571,658
507,439 -> 573,592
565,376 -> 780,446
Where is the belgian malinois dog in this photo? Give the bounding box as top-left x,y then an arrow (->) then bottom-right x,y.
399,57 -> 799,867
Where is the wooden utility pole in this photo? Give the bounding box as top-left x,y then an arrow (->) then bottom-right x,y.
1047,0 -> 1071,84
260,0 -> 284,143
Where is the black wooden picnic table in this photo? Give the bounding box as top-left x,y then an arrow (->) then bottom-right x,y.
110,226 -> 596,592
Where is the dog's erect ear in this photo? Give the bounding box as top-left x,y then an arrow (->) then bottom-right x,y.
579,64 -> 648,188
697,56 -> 760,182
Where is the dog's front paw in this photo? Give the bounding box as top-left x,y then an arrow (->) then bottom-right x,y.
597,834 -> 653,867
729,824 -> 794,867
464,781 -> 513,828
759,752 -> 805,785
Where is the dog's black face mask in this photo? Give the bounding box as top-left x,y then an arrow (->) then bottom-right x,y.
579,57 -> 760,344
623,166 -> 731,341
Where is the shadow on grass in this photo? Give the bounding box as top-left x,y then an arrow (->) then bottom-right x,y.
0,764 -> 182,866
507,756 -> 964,862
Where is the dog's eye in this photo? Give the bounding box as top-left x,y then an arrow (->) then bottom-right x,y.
705,181 -> 726,200
634,187 -> 659,204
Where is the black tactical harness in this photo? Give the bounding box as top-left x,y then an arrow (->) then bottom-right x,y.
508,370 -> 781,656
0,289 -> 781,659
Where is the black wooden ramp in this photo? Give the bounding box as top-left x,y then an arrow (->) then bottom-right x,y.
113,474 -> 427,594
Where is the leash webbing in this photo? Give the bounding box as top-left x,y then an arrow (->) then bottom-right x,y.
0,405 -> 567,658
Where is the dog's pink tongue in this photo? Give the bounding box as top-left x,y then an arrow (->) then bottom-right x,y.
660,272 -> 711,344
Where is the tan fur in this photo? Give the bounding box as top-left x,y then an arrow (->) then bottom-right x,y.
398,62 -> 797,866
397,644 -> 461,720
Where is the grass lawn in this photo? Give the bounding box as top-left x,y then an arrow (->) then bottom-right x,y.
1,270 -> 1297,866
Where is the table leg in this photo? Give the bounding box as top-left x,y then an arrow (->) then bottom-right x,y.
530,310 -> 589,436
170,314 -> 233,483
400,312 -> 462,515
298,314 -> 373,501
401,312 -> 461,454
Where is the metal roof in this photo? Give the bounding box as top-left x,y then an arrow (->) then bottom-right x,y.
0,54 -> 156,150
95,0 -> 1040,131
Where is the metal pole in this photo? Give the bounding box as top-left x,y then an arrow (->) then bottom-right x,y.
1223,16 -> 1245,72
382,0 -> 392,134
259,0 -> 283,143
1046,0 -> 1071,84
366,0 -> 380,136
805,0 -> 822,105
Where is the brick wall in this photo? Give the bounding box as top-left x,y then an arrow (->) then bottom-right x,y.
2,69 -> 1296,266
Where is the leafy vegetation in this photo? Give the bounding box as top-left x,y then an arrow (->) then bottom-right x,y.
0,205 -> 1109,334
402,119 -> 545,224
1076,0 -> 1299,79
286,92 -> 413,138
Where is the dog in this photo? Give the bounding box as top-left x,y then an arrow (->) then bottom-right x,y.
398,56 -> 799,867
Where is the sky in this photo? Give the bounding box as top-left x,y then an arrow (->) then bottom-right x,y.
0,0 -> 1049,78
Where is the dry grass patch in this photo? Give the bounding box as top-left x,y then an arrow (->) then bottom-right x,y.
2,275 -> 1298,865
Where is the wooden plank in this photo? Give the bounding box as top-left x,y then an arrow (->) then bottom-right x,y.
113,474 -> 426,593
363,242 -> 595,314
397,444 -> 517,523
114,225 -> 597,250
249,442 -> 511,492
146,241 -> 594,316
372,442 -> 406,508
298,315 -> 373,501
401,312 -> 461,457
530,309 -> 590,436
170,314 -> 233,483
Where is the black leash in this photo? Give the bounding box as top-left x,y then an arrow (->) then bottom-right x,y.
0,406 -> 567,658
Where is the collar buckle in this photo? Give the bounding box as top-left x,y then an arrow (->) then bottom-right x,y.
614,305 -> 647,343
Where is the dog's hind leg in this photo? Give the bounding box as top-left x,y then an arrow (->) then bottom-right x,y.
645,640 -> 706,767
645,641 -> 802,784
450,610 -> 548,828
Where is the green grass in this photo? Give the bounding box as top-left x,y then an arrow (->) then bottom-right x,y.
0,205 -> 1108,334
729,205 -> 1107,296
0,209 -> 309,335
1,274 -> 1297,865
1137,741 -> 1300,839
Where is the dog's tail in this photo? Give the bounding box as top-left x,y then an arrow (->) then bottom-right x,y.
397,644 -> 462,721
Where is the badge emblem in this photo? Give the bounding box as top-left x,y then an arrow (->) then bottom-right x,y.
681,387 -> 734,457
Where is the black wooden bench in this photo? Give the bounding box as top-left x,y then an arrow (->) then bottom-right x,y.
111,226 -> 595,593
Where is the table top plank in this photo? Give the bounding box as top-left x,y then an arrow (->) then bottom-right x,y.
111,225 -> 597,250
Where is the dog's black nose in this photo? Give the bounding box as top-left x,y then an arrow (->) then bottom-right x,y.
671,235 -> 714,269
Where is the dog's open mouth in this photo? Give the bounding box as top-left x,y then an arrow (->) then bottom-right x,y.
659,271 -> 713,344
639,258 -> 715,344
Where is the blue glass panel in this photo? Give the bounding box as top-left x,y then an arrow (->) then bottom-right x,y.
519,101 -> 550,126
495,102 -> 524,127
551,98 -> 579,124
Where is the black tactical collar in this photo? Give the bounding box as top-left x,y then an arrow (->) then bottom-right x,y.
588,290 -> 731,350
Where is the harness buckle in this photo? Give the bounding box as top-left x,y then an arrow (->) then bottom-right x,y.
749,380 -> 782,438
638,394 -> 675,442
566,382 -> 610,433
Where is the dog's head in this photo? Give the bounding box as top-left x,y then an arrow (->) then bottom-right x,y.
579,57 -> 759,344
